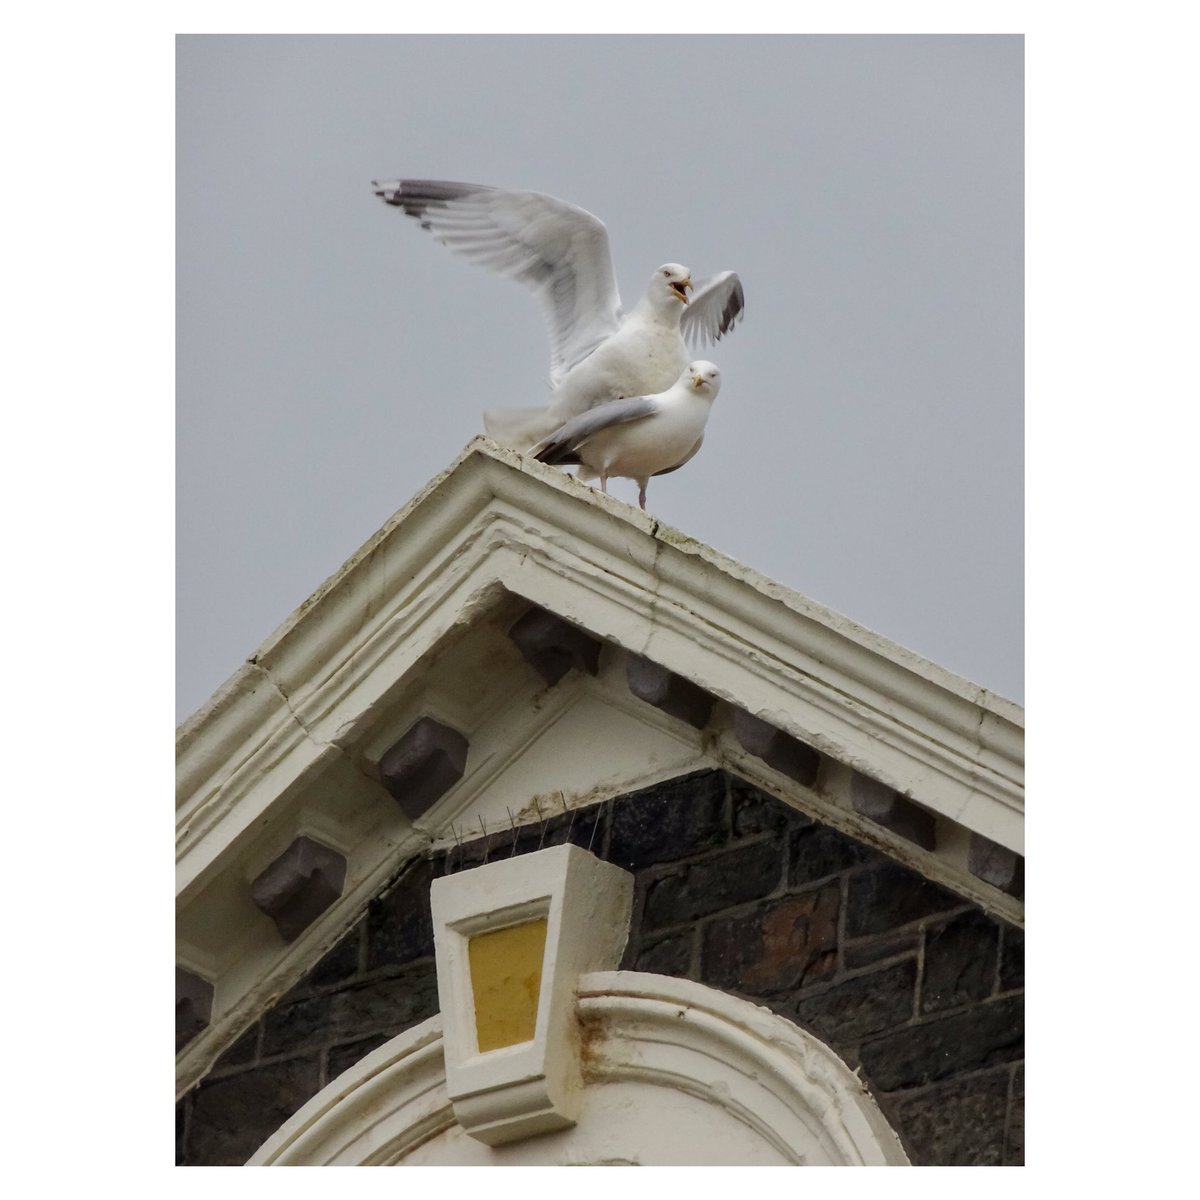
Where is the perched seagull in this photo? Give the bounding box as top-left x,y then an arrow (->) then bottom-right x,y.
531,361 -> 722,511
371,179 -> 744,449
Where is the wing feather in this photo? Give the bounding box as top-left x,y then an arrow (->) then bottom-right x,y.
531,395 -> 660,464
373,179 -> 623,383
680,271 -> 745,349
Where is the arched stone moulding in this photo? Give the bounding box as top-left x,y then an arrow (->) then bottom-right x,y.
249,972 -> 909,1166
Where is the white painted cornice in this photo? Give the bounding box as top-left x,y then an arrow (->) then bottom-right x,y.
177,438 -> 1023,1094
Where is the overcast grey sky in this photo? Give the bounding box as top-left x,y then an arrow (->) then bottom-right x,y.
177,34 -> 1022,722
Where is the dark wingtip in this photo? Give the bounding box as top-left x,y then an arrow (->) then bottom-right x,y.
371,178 -> 498,213
716,280 -> 746,339
534,441 -> 581,466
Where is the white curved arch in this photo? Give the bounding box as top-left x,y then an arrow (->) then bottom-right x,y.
576,972 -> 908,1165
250,972 -> 909,1166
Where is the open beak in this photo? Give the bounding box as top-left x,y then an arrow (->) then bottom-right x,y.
672,279 -> 692,303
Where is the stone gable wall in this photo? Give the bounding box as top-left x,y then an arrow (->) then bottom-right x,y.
177,770 -> 1023,1166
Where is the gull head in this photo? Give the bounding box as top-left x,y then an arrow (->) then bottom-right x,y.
652,263 -> 693,306
686,360 -> 721,397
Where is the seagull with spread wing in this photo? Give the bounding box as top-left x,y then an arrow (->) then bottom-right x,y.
530,361 -> 722,511
372,179 -> 744,450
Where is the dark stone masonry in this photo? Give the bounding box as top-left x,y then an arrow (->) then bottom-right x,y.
177,770 -> 1024,1167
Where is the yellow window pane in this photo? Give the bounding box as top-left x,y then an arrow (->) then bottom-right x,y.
468,917 -> 548,1052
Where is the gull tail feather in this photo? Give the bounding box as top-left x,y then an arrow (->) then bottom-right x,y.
483,406 -> 561,452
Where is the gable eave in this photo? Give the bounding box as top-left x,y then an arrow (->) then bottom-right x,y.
176,440 -> 1023,1094
179,438 -> 1021,869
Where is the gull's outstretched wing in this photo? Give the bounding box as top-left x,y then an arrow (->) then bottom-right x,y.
531,395 -> 660,465
373,179 -> 623,384
681,271 -> 745,349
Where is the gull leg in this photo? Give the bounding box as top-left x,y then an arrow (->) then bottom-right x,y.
600,475 -> 609,495
637,479 -> 648,510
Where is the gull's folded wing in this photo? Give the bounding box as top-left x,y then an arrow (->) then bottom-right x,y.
531,394 -> 660,465
653,435 -> 704,477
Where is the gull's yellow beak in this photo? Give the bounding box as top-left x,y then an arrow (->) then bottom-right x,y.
692,372 -> 705,388
672,278 -> 692,303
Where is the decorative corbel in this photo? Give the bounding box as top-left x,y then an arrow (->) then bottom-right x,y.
430,843 -> 633,1145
